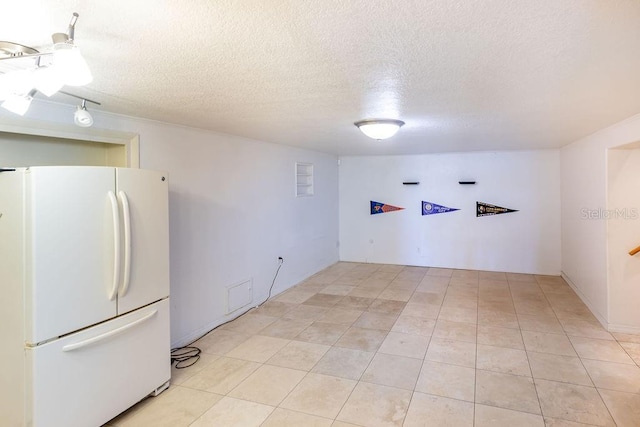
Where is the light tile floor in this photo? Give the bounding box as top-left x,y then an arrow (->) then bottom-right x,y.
107,262 -> 640,426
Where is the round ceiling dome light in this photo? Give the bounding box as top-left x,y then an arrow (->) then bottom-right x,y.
354,119 -> 405,140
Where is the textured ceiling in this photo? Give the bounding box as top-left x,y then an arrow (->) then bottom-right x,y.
1,1 -> 640,155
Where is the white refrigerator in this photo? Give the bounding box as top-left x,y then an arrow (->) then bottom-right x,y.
0,166 -> 171,427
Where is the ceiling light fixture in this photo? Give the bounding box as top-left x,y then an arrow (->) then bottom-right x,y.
0,12 -> 92,116
354,119 -> 405,140
74,99 -> 93,127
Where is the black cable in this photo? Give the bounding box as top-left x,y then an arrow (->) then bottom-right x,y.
170,346 -> 201,369
170,260 -> 284,367
259,260 -> 283,307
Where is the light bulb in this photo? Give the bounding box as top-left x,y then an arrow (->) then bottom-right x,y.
53,42 -> 93,86
74,105 -> 93,127
2,92 -> 34,116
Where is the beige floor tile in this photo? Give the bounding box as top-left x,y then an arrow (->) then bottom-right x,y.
534,379 -> 615,426
438,306 -> 478,324
224,335 -> 289,363
522,331 -> 577,357
276,289 -> 318,304
251,300 -> 296,317
433,319 -> 477,343
427,267 -> 454,277
333,296 -> 374,310
302,293 -> 343,308
391,315 -> 436,336
599,388 -> 640,427
478,309 -> 520,329
181,356 -> 260,394
282,304 -> 329,321
331,421 -> 361,427
280,373 -> 357,419
220,313 -> 278,334
266,340 -> 330,370
477,325 -> 524,349
387,279 -> 419,292
190,396 -> 274,427
228,365 -> 305,406
480,271 -> 508,281
476,370 -> 541,414
507,272 -> 538,283
619,341 -> 640,364
581,359 -> 640,393
442,296 -> 478,311
612,332 -> 640,344
337,382 -> 412,427
318,307 -> 363,325
377,331 -> 430,359
353,311 -> 398,330
403,392 -> 474,427
425,338 -> 477,368
377,287 -> 414,302
361,353 -> 422,390
477,344 -> 532,376
527,352 -> 593,386
108,386 -> 222,427
170,352 -> 220,385
569,336 -> 635,364
196,329 -> 251,355
560,318 -> 615,341
367,298 -> 407,315
258,318 -> 313,339
518,314 -> 564,333
451,269 -> 480,280
475,404 -> 545,427
542,418 -> 599,426
409,291 -> 445,306
294,321 -> 350,345
321,284 -> 356,296
334,326 -> 388,351
311,346 -> 374,380
347,286 -> 383,299
261,408 -> 333,427
401,302 -> 441,319
415,360 -> 476,401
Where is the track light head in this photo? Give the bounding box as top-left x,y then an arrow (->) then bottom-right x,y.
74,99 -> 93,127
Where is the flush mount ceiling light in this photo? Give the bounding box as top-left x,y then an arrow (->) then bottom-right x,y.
354,119 -> 405,140
0,12 -> 93,116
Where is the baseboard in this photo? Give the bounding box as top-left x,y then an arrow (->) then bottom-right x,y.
560,271 -> 609,330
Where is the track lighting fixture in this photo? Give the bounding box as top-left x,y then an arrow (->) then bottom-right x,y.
354,119 -> 405,140
74,99 -> 93,127
0,12 -> 93,116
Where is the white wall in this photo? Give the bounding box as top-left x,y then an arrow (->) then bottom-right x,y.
1,100 -> 339,347
607,149 -> 640,332
339,151 -> 561,275
561,113 -> 640,331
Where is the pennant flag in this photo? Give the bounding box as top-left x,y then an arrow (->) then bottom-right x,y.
476,201 -> 518,217
370,201 -> 404,215
422,201 -> 459,216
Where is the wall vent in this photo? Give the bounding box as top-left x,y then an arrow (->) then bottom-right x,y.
226,278 -> 253,314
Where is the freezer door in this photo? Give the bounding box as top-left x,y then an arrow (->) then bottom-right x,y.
26,167 -> 118,344
26,299 -> 170,427
115,168 -> 170,314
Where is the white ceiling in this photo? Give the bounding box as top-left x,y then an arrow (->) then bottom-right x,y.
2,1 -> 640,155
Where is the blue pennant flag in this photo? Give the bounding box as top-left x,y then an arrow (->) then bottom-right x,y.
422,201 -> 460,216
371,201 -> 404,215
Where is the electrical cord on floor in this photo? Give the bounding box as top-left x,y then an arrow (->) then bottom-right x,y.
258,258 -> 283,308
170,258 -> 284,368
170,346 -> 201,369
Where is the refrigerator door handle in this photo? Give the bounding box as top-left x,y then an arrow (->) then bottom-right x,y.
118,191 -> 132,297
108,191 -> 121,301
62,309 -> 158,352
